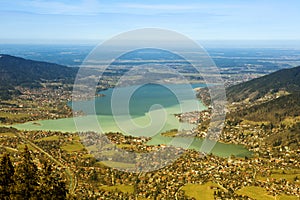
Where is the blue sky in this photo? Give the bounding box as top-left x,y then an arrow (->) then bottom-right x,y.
0,0 -> 300,44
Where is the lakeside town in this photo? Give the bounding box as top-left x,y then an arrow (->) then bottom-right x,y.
1,0 -> 300,199
0,50 -> 299,199
1,126 -> 299,199
0,81 -> 300,199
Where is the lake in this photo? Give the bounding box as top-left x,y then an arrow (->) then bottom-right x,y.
12,83 -> 252,157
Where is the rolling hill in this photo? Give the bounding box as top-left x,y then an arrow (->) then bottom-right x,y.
229,92 -> 300,123
226,66 -> 300,102
226,65 -> 300,123
226,65 -> 300,149
0,54 -> 78,99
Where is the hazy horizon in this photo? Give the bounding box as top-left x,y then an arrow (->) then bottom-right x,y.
1,0 -> 300,44
1,40 -> 300,49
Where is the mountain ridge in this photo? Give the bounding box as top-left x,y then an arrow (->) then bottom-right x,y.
226,65 -> 300,102
226,65 -> 300,149
0,54 -> 78,99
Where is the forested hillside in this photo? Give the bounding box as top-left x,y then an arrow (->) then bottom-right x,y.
0,54 -> 78,99
227,66 -> 300,102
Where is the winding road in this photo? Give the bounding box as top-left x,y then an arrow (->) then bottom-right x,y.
12,132 -> 77,194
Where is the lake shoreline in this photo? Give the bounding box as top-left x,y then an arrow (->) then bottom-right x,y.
9,83 -> 251,157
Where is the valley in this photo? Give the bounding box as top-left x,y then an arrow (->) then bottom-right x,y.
0,51 -> 300,199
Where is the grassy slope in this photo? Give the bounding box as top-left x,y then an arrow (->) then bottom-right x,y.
182,182 -> 219,200
237,186 -> 298,200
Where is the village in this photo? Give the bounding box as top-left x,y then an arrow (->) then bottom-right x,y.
1,121 -> 299,199
0,81 -> 299,199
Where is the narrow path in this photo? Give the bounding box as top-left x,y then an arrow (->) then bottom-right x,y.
0,145 -> 18,152
175,185 -> 184,200
13,132 -> 76,194
216,181 -> 228,192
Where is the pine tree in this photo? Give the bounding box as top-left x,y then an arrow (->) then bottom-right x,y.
39,162 -> 54,200
12,146 -> 39,200
39,161 -> 67,200
0,153 -> 15,199
89,168 -> 98,182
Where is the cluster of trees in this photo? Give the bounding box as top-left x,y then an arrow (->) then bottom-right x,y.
267,122 -> 300,150
0,146 -> 68,200
230,92 -> 300,124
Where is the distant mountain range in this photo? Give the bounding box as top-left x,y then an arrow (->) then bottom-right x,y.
0,54 -> 78,99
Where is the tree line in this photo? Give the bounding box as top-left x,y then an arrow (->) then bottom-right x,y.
0,146 -> 68,200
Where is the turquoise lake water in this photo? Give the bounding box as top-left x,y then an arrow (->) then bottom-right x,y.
12,83 -> 251,157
